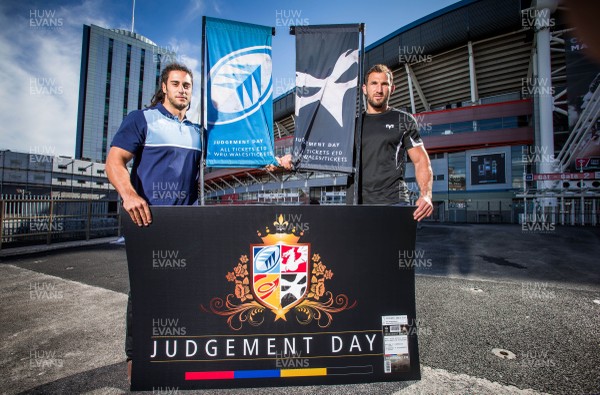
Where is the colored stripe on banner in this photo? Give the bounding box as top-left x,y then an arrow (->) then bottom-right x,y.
185,366 -> 371,380
185,371 -> 234,380
235,369 -> 280,379
280,368 -> 327,377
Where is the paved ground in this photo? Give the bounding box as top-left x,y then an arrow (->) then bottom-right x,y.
0,223 -> 599,395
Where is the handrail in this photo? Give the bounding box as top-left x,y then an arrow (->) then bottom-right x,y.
0,197 -> 121,250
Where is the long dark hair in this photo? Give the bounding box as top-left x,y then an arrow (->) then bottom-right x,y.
149,62 -> 194,108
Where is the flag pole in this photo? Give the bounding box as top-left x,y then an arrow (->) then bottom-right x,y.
353,23 -> 365,205
199,16 -> 206,206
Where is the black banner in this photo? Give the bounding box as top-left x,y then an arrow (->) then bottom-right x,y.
124,206 -> 420,391
292,25 -> 360,173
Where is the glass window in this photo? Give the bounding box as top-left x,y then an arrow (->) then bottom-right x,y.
477,118 -> 503,131
448,152 -> 466,191
450,121 -> 473,134
511,145 -> 527,189
428,114 -> 531,136
431,123 -> 451,136
502,117 -> 518,129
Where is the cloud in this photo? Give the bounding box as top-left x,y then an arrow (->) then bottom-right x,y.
183,0 -> 206,26
0,1 -> 121,158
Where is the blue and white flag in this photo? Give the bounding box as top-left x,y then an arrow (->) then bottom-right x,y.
205,17 -> 276,168
293,25 -> 360,173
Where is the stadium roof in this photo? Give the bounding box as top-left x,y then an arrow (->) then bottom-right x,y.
274,0 -> 531,112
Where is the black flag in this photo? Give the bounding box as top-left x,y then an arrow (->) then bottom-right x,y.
292,25 -> 361,173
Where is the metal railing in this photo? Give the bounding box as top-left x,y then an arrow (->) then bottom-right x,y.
0,195 -> 121,250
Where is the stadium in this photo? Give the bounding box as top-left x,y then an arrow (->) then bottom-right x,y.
203,0 -> 600,226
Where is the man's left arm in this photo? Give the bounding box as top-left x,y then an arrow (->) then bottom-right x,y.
265,154 -> 293,172
407,146 -> 433,221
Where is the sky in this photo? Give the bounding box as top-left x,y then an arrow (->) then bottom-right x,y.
0,0 -> 461,159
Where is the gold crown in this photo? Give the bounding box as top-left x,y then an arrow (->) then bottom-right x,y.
257,214 -> 303,245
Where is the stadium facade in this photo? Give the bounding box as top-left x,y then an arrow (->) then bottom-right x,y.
204,0 -> 600,226
75,25 -> 175,163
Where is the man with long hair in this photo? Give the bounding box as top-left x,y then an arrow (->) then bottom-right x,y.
107,62 -> 201,224
105,62 -> 201,381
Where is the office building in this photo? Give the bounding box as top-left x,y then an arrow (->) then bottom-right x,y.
75,24 -> 175,163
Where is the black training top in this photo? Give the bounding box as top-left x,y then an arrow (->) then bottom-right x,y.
348,107 -> 423,204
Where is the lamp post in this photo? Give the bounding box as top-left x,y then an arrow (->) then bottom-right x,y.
0,150 -> 6,197
79,163 -> 93,199
57,159 -> 74,198
89,163 -> 95,198
49,158 -> 54,199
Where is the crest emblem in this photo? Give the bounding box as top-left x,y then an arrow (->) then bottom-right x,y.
252,243 -> 310,318
202,214 -> 356,329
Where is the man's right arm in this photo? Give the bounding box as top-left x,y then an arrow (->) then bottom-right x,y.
106,146 -> 152,226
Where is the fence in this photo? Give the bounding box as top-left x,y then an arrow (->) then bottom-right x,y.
0,195 -> 121,250
441,200 -> 514,223
430,196 -> 600,225
518,195 -> 600,226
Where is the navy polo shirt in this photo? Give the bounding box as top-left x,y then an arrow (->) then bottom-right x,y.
111,103 -> 202,205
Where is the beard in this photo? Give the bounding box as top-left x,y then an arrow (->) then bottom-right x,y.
367,95 -> 387,110
168,95 -> 189,111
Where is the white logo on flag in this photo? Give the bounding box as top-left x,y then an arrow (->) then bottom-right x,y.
295,49 -> 358,127
209,46 -> 272,125
280,275 -> 307,301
